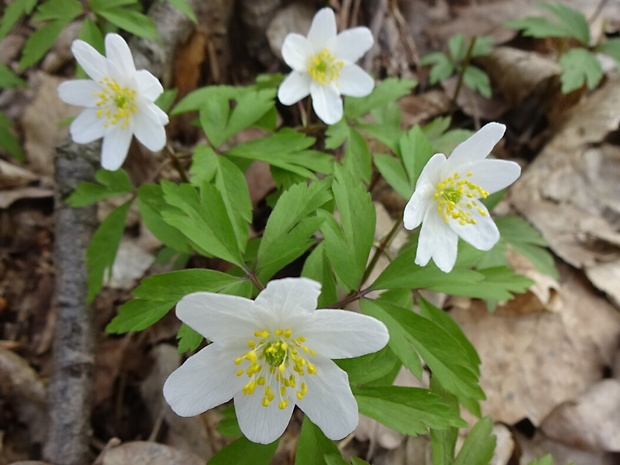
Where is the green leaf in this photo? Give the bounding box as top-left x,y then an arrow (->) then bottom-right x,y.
357,122 -> 403,153
527,454 -> 555,465
208,436 -> 278,465
257,180 -> 331,281
324,118 -> 349,149
190,147 -> 252,252
559,48 -> 602,93
301,243 -> 338,309
66,169 -> 133,207
176,323 -> 203,353
354,386 -> 466,435
463,65 -> 492,99
155,88 -> 178,113
87,201 -> 130,303
431,426 -> 459,465
168,0 -> 198,24
97,7 -> 159,41
20,19 -> 67,69
172,85 -> 246,114
106,269 -> 246,333
471,36 -> 494,57
336,345 -> 401,386
345,78 -> 417,119
362,299 -> 485,414
538,2 -> 589,45
137,184 -> 193,254
33,0 -> 83,21
0,62 -> 25,88
597,38 -> 620,69
373,153 -> 410,199
217,404 -> 242,438
496,216 -> 558,279
0,111 -> 25,161
420,52 -> 454,84
0,0 -> 38,41
343,128 -> 372,183
506,16 -> 570,38
399,124 -> 434,188
89,0 -> 138,10
448,34 -> 467,62
295,417 -> 341,465
320,166 -> 375,291
160,180 -> 245,267
78,17 -> 105,53
454,417 -> 496,465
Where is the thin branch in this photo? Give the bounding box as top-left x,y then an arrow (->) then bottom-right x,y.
452,36 -> 478,104
362,218 -> 402,285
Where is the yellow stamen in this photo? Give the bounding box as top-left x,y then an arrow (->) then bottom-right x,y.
434,172 -> 488,226
94,77 -> 137,129
307,49 -> 344,85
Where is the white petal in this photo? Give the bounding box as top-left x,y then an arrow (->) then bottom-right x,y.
100,126 -> 132,170
310,82 -> 343,125
337,64 -> 374,97
105,33 -> 136,80
282,33 -> 312,70
72,39 -> 108,82
135,70 -> 164,101
333,27 -> 374,62
445,122 -> 506,169
133,103 -> 167,151
254,278 -> 320,323
416,208 -> 458,272
176,292 -> 261,345
307,8 -> 337,50
415,153 -> 446,189
278,72 -> 311,106
296,358 -> 358,440
163,344 -> 244,417
465,159 -> 521,194
403,183 -> 433,230
234,390 -> 294,444
58,80 -> 101,107
450,204 -> 499,251
302,310 -> 389,359
69,109 -> 105,144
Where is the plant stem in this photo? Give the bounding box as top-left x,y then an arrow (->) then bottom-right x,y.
244,267 -> 265,291
362,218 -> 402,285
165,145 -> 189,183
452,36 -> 478,104
328,287 -> 372,309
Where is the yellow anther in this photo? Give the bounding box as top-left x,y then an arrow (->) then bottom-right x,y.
247,340 -> 255,348
94,77 -> 137,128
307,363 -> 317,375
275,329 -> 283,336
257,377 -> 265,385
235,357 -> 243,365
280,387 -> 286,397
236,369 -> 244,377
284,329 -> 292,338
262,397 -> 270,407
434,172 -> 488,226
278,399 -> 289,409
254,330 -> 270,338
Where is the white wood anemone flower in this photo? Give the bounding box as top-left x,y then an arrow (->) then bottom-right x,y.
403,122 -> 521,273
277,7 -> 374,125
58,33 -> 168,171
163,278 -> 389,444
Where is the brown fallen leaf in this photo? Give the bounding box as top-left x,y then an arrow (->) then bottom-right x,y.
101,441 -> 204,465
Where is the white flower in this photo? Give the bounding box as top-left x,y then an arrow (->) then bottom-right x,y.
403,122 -> 521,273
58,33 -> 168,171
277,8 -> 375,125
163,278 -> 389,444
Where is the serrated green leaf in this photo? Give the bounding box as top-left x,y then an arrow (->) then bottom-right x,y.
172,85 -> 247,114
137,184 -> 193,254
454,417 -> 496,465
362,299 -> 485,415
345,78 -> 416,119
472,36 -> 494,57
559,48 -> 602,93
176,323 -> 203,353
78,16 -> 105,53
160,180 -> 245,267
344,127 -> 371,183
448,34 -> 467,62
97,7 -> 159,41
87,201 -> 130,302
301,243 -> 338,309
89,0 -> 138,10
217,404 -> 242,438
257,181 -> 331,281
350,458 -> 371,465
597,38 -> 620,69
336,345 -> 401,386
190,146 -> 251,252
325,118 -> 350,149
168,0 -> 197,24
496,216 -> 558,279
0,111 -> 25,161
431,426 -> 459,465
354,386 -> 466,435
463,65 -> 492,98
357,122 -> 403,153
0,0 -> 38,41
374,153 -> 410,199
208,436 -> 279,465
505,17 -> 574,40
66,169 -> 132,207
33,0 -> 82,21
106,269 -> 246,333
526,454 -> 555,465
320,166 -> 375,291
0,62 -> 25,88
20,19 -> 67,69
295,417 -> 341,465
399,124 -> 434,188
538,2 -> 589,45
155,88 -> 178,112
421,52 -> 454,84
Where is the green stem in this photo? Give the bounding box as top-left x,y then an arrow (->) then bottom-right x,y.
452,36 -> 478,104
244,267 -> 265,291
165,145 -> 189,183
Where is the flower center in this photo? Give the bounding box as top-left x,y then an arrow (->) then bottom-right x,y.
307,49 -> 344,85
434,172 -> 489,225
235,328 -> 317,410
94,77 -> 138,129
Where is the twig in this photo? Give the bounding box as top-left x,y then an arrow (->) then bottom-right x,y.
362,218 -> 402,285
43,140 -> 100,465
165,145 -> 190,183
244,268 -> 265,291
452,36 -> 478,104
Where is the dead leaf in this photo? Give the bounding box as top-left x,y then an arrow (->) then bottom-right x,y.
101,441 -> 204,465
